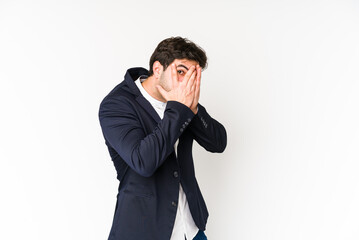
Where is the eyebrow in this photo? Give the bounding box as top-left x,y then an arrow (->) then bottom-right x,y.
176,64 -> 189,71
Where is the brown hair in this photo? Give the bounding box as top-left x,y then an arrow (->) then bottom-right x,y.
148,36 -> 208,76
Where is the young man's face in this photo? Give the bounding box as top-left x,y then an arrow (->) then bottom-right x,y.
158,58 -> 199,91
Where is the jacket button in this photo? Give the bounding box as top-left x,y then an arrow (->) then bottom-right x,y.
173,171 -> 179,178
172,201 -> 177,207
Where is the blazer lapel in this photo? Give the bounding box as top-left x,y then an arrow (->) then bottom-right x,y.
136,94 -> 176,157
124,67 -> 161,124
135,95 -> 161,124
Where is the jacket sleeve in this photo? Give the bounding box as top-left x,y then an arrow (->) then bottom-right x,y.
99,97 -> 195,177
188,103 -> 227,153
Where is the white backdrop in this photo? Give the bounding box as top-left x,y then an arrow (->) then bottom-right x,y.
1,0 -> 359,239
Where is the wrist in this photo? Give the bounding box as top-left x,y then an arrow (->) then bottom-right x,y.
191,106 -> 198,114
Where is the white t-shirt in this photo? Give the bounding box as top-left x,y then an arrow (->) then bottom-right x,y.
135,76 -> 199,240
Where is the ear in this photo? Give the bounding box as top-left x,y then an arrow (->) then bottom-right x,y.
152,61 -> 163,79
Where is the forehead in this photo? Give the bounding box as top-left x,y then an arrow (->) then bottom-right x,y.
173,59 -> 198,68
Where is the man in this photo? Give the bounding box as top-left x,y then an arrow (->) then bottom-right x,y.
99,37 -> 227,240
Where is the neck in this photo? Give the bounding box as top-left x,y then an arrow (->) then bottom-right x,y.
142,76 -> 166,102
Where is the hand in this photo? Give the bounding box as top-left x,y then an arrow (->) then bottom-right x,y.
156,63 -> 197,109
190,65 -> 202,114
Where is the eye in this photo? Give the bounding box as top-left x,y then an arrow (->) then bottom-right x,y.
177,70 -> 185,75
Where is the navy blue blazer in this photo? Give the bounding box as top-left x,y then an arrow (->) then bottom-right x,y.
99,67 -> 227,240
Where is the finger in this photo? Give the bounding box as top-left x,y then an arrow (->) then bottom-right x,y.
171,63 -> 178,88
192,79 -> 199,104
196,65 -> 202,85
182,66 -> 196,87
186,67 -> 197,90
195,66 -> 201,99
191,77 -> 196,93
156,85 -> 168,101
193,80 -> 198,101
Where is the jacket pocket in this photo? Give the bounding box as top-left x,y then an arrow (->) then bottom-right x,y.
123,181 -> 153,198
